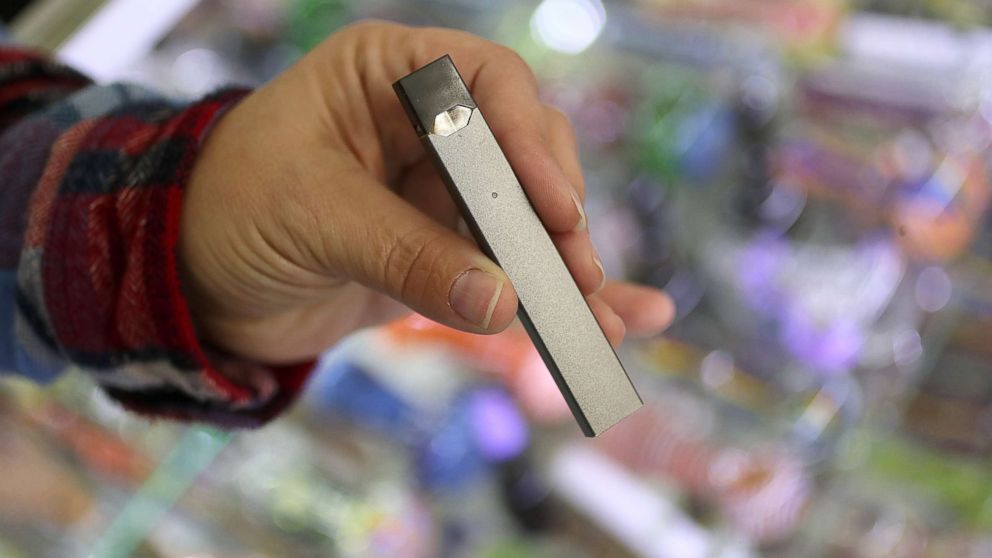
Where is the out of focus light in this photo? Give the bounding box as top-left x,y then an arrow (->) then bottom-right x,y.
914,266 -> 952,312
982,93 -> 992,124
700,351 -> 734,390
582,99 -> 625,143
759,183 -> 806,229
550,444 -> 719,558
530,0 -> 607,55
891,131 -> 935,181
740,74 -> 779,125
172,48 -> 229,95
892,330 -> 923,367
469,388 -> 528,462
57,0 -> 200,82
798,390 -> 843,436
781,312 -> 863,374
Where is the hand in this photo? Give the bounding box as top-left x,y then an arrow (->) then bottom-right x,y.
181,21 -> 674,365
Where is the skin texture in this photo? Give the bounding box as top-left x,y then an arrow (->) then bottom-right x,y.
181,21 -> 675,365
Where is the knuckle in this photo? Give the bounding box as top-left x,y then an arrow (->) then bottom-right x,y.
415,27 -> 478,60
546,104 -> 568,125
382,227 -> 448,300
546,105 -> 575,136
423,26 -> 474,44
498,47 -> 535,80
344,19 -> 395,34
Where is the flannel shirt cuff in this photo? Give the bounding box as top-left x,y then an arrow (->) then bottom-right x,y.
13,85 -> 314,427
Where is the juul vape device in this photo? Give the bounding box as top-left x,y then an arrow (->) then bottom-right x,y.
394,55 -> 642,436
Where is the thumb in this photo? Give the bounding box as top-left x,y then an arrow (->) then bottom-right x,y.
324,170 -> 518,333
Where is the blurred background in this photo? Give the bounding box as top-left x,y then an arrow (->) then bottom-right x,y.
2,0 -> 992,556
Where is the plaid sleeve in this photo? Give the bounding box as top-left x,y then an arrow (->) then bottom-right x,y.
0,48 -> 314,428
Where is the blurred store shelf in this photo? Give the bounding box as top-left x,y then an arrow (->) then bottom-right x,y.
2,1 -> 992,557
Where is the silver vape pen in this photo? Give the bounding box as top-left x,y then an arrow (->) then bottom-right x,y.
394,55 -> 642,436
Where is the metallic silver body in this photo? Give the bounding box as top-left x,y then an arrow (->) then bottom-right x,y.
394,56 -> 642,436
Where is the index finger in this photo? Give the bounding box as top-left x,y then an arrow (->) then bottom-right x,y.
458,46 -> 585,234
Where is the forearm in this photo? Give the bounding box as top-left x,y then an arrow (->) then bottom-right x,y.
0,48 -> 89,378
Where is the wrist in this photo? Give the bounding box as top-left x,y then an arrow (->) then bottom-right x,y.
179,89 -> 250,351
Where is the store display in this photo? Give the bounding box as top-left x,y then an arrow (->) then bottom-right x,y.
1,0 -> 991,556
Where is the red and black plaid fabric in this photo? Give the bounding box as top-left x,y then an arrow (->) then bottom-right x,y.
0,47 -> 314,427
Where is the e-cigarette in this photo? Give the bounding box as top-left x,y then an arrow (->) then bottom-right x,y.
394,55 -> 642,436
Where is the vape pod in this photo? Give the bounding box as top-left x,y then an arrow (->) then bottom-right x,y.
394,55 -> 642,436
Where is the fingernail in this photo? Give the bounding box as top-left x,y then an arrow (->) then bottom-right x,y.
450,269 -> 504,329
571,189 -> 587,232
592,249 -> 606,292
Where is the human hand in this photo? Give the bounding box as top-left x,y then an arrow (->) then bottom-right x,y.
181,21 -> 674,365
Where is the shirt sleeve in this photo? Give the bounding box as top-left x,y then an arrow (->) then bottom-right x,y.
0,47 -> 314,428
